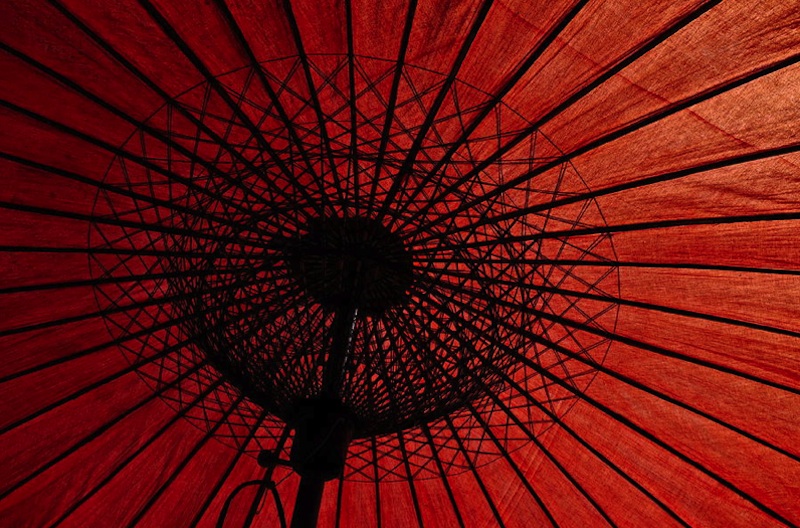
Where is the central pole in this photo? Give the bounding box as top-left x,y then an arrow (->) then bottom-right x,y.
289,264 -> 361,528
289,475 -> 327,528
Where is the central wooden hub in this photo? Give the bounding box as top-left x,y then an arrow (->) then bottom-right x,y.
286,216 -> 414,315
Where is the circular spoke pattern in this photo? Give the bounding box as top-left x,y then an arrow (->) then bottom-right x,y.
89,54 -> 619,480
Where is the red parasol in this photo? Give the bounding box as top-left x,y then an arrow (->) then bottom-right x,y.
1,0 -> 798,527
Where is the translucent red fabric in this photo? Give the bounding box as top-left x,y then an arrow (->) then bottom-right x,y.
1,0 -> 799,527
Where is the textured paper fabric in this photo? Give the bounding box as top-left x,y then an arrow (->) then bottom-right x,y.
1,0 -> 798,526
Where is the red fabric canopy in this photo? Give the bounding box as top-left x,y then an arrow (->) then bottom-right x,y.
1,0 -> 799,526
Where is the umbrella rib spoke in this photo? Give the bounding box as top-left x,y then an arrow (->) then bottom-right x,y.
47,377 -> 228,528
280,0 -> 346,201
0,100 -> 288,242
135,0 -> 325,218
0,198 -> 255,251
420,287 -> 690,526
419,424 -> 467,528
534,212 -> 800,241
465,142 -> 800,228
402,301 -> 559,527
48,0 -> 321,226
366,0 -> 418,214
211,0 -> 332,205
0,265 -> 245,296
0,272 -> 298,396
377,0 -> 494,223
410,211 -> 800,251
0,259 -> 280,339
0,339 -> 192,437
423,285 -> 797,526
239,424 -> 292,528
345,0 -> 359,212
427,277 -> 800,460
406,35 -> 796,238
0,244 -> 257,258
410,290 -> 615,525
388,0 -> 595,222
125,393 -> 245,527
469,397 -> 618,528
371,437 -> 382,528
441,415 -> 513,528
395,433 -> 425,528
429,256 -> 800,277
188,408 -> 270,528
0,359 -> 209,501
432,265 -> 800,340
0,44 -> 306,239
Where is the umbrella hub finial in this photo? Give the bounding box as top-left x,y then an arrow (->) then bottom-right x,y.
286,216 -> 414,316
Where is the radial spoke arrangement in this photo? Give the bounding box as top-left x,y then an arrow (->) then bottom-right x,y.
72,52 -> 623,480
2,1 -> 799,525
